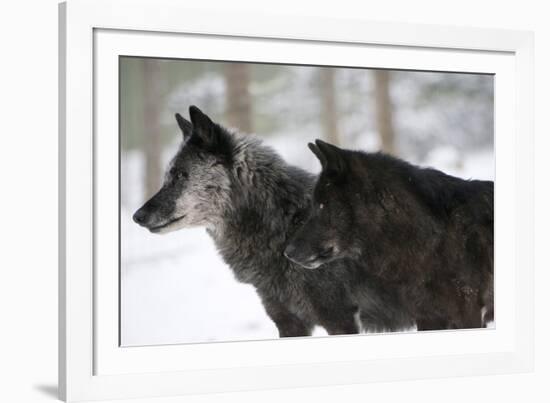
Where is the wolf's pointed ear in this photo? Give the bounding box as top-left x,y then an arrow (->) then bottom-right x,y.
189,105 -> 216,144
308,142 -> 327,169
314,139 -> 346,174
175,113 -> 192,141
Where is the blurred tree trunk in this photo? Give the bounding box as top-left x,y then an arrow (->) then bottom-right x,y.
141,59 -> 163,199
373,70 -> 396,155
224,63 -> 252,133
319,68 -> 341,146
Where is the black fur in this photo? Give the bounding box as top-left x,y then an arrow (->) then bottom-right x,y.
285,140 -> 494,330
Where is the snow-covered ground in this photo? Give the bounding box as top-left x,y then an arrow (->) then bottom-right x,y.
121,136 -> 494,346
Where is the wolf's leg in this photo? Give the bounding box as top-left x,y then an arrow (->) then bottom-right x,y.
416,317 -> 449,331
482,278 -> 494,326
318,306 -> 361,335
262,299 -> 314,337
275,318 -> 314,338
482,304 -> 494,327
321,317 -> 360,335
458,301 -> 484,329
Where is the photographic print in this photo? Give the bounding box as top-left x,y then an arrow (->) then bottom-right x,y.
120,57 -> 494,346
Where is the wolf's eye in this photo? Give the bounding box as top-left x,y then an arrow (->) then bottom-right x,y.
176,171 -> 188,180
170,167 -> 187,180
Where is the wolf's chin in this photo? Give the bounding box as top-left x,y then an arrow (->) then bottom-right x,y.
298,262 -> 324,270
287,256 -> 327,270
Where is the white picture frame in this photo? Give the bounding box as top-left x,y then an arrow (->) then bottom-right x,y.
59,0 -> 534,401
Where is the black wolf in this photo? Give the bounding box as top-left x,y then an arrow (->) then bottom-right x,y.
285,140 -> 494,330
133,106 -> 413,336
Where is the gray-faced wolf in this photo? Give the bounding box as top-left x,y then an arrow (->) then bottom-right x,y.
133,106 -> 414,337
285,140 -> 494,330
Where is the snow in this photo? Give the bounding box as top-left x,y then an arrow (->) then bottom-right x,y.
121,139 -> 494,346
121,218 -> 278,346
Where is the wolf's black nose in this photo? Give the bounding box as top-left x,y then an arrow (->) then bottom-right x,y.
133,209 -> 148,225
